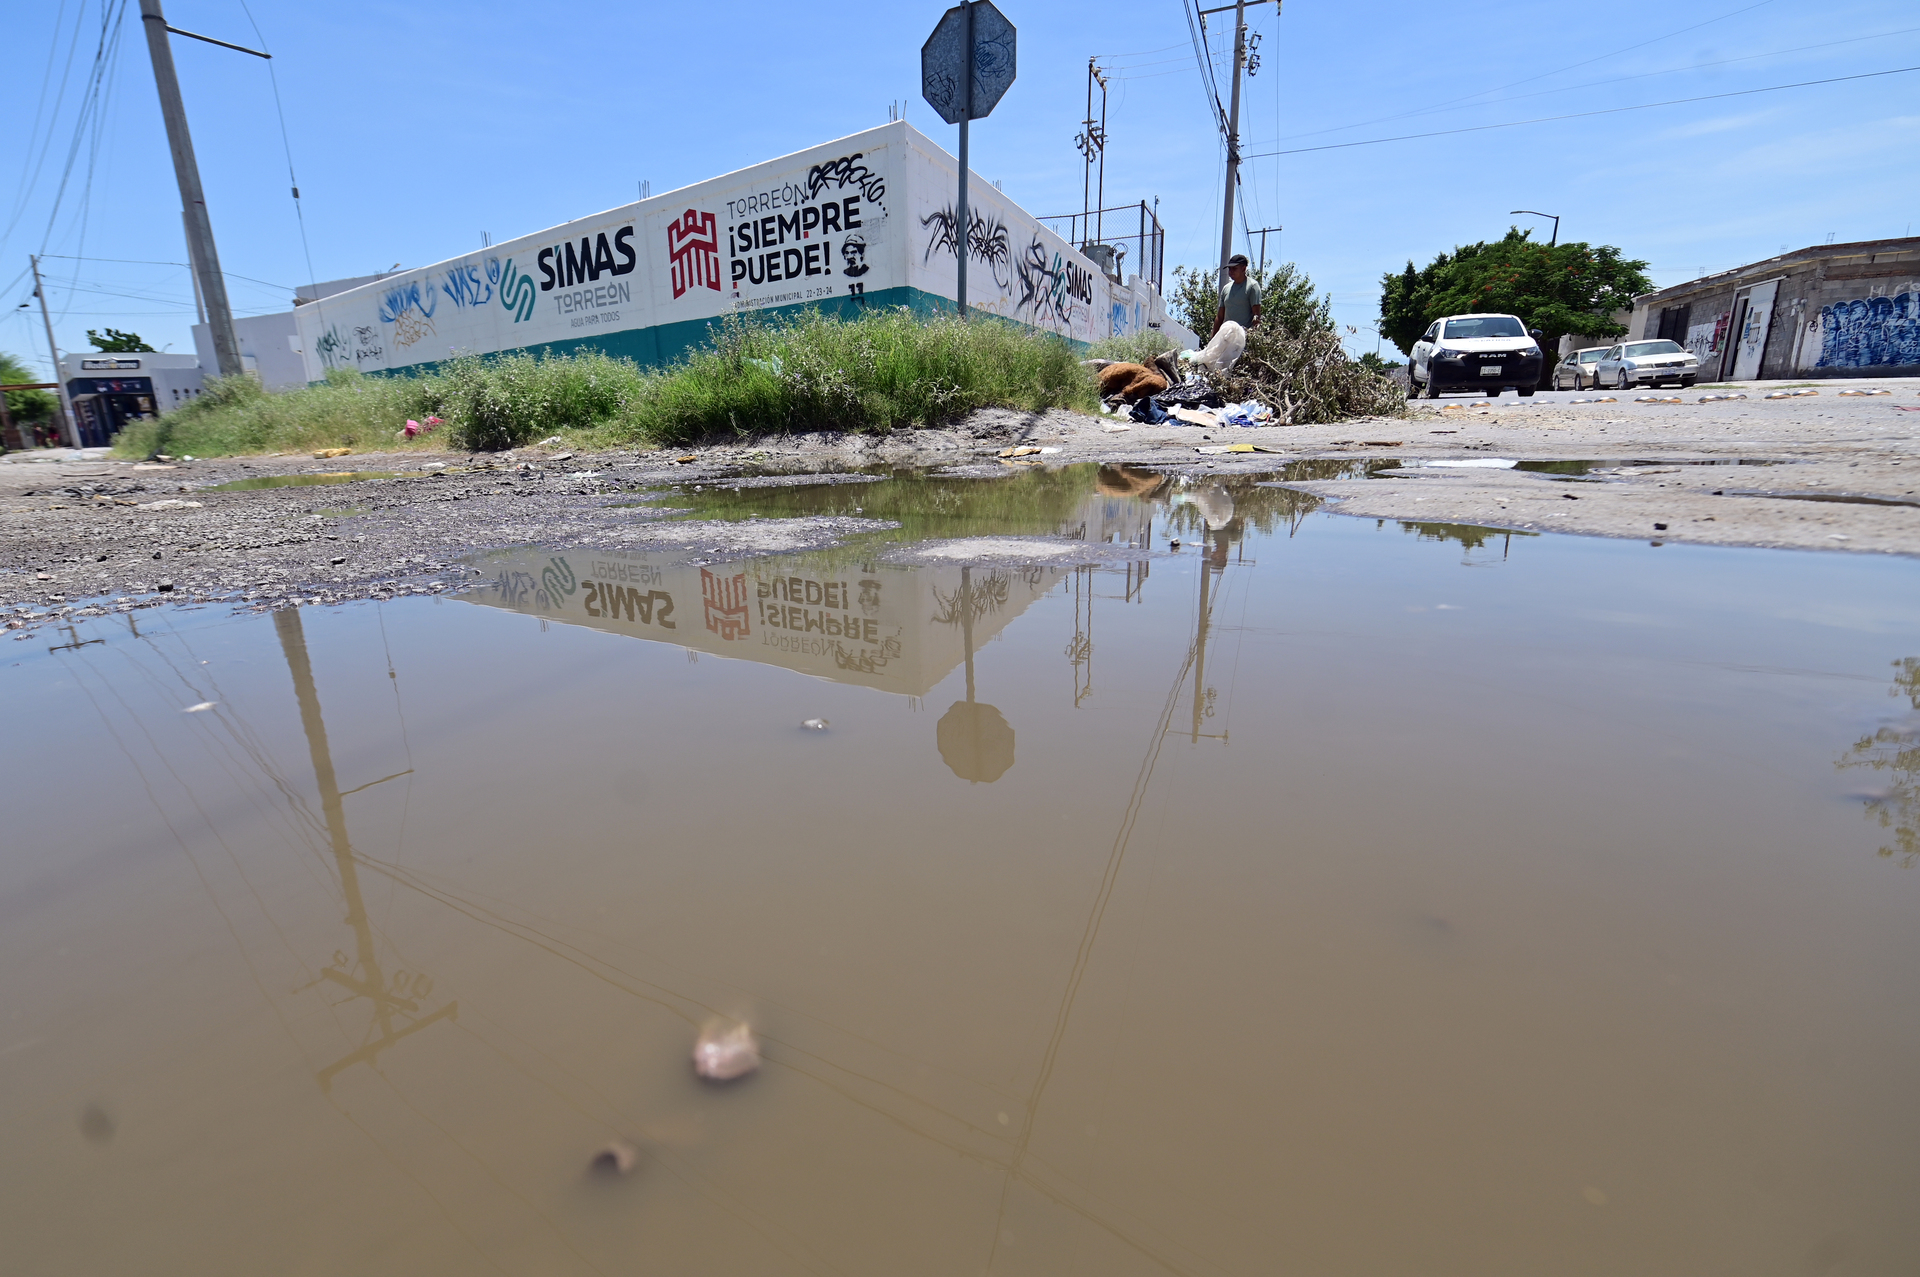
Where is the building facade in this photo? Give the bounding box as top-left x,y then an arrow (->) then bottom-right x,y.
58,352 -> 205,446
294,122 -> 1193,384
1628,237 -> 1920,381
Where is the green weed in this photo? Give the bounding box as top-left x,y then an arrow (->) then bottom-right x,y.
114,309 -> 1098,458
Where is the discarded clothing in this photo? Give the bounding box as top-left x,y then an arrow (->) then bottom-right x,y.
1129,397 -> 1169,424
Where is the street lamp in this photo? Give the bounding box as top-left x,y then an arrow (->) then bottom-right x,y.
1510,210 -> 1559,247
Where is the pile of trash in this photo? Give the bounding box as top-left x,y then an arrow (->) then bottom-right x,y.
1084,320 -> 1404,428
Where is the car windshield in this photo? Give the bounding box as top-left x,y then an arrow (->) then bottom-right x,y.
1444,316 -> 1527,339
1579,350 -> 1605,363
1626,340 -> 1684,357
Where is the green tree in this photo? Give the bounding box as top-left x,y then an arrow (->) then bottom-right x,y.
0,350 -> 56,434
1167,260 -> 1333,341
86,327 -> 155,352
1379,229 -> 1651,363
1356,350 -> 1402,374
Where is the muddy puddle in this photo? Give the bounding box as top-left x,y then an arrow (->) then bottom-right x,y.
5,463 -> 1920,1274
205,470 -> 399,491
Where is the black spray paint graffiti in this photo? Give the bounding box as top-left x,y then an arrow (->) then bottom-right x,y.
314,324 -> 349,370
805,153 -> 886,210
1015,238 -> 1094,326
919,206 -> 1012,289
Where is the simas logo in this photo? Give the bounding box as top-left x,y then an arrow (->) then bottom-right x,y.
498,259 -> 537,322
667,210 -> 722,299
537,226 -> 637,292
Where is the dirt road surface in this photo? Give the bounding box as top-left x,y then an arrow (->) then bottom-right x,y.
3,375 -> 1915,633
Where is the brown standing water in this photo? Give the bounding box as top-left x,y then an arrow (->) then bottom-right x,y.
5,464 -> 1918,1275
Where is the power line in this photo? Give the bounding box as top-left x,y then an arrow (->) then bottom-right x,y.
1242,65 -> 1920,160
1303,0 -> 1783,147
1254,20 -> 1920,148
236,1 -> 320,301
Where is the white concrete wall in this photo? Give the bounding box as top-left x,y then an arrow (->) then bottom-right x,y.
295,122 -> 1193,384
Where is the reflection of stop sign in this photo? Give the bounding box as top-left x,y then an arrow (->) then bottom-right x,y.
937,700 -> 1014,782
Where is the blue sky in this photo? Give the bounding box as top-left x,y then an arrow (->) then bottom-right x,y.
5,0 -> 1917,376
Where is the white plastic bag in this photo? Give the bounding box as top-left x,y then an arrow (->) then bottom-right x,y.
1183,321 -> 1247,374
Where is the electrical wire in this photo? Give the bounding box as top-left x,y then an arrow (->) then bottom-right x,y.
3,2 -> 85,250
1252,21 -> 1920,147
1302,0 -> 1783,146
235,1 -> 320,301
1241,65 -> 1920,160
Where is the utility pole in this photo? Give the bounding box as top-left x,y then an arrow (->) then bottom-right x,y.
1214,0 -> 1249,292
138,0 -> 245,378
1074,60 -> 1110,251
1202,0 -> 1274,290
1252,225 -> 1282,274
28,255 -> 80,448
182,211 -> 206,326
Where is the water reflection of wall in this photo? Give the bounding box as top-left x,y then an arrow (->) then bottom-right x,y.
461,547 -> 1062,696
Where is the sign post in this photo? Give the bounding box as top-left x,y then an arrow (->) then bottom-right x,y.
921,2 -> 1016,318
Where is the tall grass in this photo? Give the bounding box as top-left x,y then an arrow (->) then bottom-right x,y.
115,309 -> 1096,458
1085,330 -> 1177,364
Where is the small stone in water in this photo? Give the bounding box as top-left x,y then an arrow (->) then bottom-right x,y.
590,1139 -> 638,1175
801,718 -> 829,731
693,1021 -> 760,1081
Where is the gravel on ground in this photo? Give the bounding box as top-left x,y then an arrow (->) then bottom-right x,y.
3,376 -> 1916,633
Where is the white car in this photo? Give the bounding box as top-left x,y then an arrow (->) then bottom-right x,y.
1594,339 -> 1698,390
1408,313 -> 1546,399
1552,346 -> 1610,391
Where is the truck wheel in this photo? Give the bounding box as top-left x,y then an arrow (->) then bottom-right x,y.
1518,386 -> 1535,397
1424,373 -> 1442,399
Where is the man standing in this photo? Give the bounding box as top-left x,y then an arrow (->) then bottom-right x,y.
1215,254 -> 1262,335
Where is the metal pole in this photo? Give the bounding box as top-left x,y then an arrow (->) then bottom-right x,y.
28,255 -> 80,448
139,0 -> 244,379
1216,0 -> 1248,301
1138,201 -> 1146,285
1095,71 -> 1108,247
1081,59 -> 1094,249
182,210 -> 206,326
955,1 -> 972,318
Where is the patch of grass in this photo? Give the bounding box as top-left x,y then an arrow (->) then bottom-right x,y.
1086,330 -> 1177,364
115,309 -> 1098,458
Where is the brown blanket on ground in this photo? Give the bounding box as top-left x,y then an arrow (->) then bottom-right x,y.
1097,362 -> 1170,401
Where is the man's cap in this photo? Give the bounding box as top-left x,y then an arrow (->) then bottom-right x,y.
1227,253 -> 1249,267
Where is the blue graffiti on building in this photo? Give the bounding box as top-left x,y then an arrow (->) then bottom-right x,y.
1015,238 -> 1093,326
1817,292 -> 1920,369
377,280 -> 437,324
440,261 -> 494,309
378,279 -> 438,348
498,258 -> 537,323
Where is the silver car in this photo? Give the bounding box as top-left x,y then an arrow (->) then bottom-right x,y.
1551,346 -> 1610,390
1594,339 -> 1699,390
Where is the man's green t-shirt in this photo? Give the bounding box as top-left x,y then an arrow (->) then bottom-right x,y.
1219,278 -> 1261,328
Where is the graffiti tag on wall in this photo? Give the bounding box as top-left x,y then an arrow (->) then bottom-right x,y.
1014,238 -> 1093,326
920,205 -> 1011,288
1817,292 -> 1920,369
314,324 -> 350,370
378,281 -> 438,349
805,153 -> 887,208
